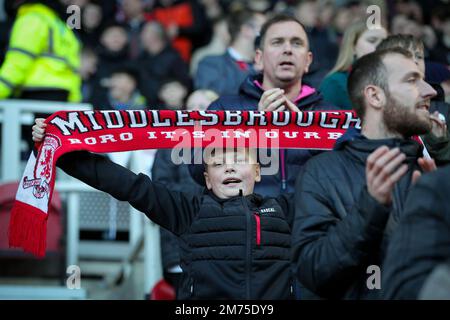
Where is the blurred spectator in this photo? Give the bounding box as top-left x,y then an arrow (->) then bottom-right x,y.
194,9 -> 265,95
332,1 -> 365,35
146,0 -> 212,62
429,5 -> 450,65
93,61 -> 153,180
77,1 -> 104,48
96,22 -> 130,80
117,0 -> 148,59
0,0 -> 81,102
317,0 -> 335,28
394,0 -> 424,24
0,0 -> 5,20
426,62 -> 450,104
186,89 -> 218,110
137,21 -> 191,106
390,9 -> 438,55
91,64 -> 146,110
190,15 -> 230,76
378,34 -> 426,72
320,21 -> 387,109
157,79 -> 188,109
200,0 -> 223,20
80,46 -> 98,102
245,0 -> 273,13
295,0 -> 339,89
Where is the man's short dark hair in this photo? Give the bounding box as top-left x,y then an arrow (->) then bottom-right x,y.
348,47 -> 413,121
257,13 -> 306,50
377,34 -> 424,53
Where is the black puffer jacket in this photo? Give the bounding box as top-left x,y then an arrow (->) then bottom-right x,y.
292,128 -> 424,299
57,151 -> 295,300
152,149 -> 204,273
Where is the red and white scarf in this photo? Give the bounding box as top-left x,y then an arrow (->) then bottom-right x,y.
9,109 -> 359,257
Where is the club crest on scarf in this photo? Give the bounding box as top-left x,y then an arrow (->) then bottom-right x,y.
23,135 -> 61,199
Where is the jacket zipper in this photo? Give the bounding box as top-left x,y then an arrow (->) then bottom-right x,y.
240,191 -> 252,299
254,213 -> 261,246
280,149 -> 287,191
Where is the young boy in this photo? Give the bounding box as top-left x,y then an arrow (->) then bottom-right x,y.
32,119 -> 295,300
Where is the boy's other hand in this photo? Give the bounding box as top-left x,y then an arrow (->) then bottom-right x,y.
32,118 -> 47,142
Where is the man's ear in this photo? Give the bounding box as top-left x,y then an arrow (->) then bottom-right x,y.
304,51 -> 313,74
254,164 -> 261,182
254,48 -> 264,71
364,85 -> 386,110
204,171 -> 212,190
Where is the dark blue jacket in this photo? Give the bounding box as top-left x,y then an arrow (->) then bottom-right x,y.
207,73 -> 335,197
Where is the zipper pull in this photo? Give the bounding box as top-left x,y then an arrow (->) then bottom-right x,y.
254,213 -> 261,246
281,179 -> 287,191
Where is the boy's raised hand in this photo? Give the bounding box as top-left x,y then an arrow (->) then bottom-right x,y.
32,118 -> 47,142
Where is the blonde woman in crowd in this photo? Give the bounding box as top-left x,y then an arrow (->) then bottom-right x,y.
320,21 -> 387,109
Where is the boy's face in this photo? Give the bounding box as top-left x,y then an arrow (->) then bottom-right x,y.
203,148 -> 261,199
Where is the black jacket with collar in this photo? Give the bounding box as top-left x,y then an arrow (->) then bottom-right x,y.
206,73 -> 335,197
209,73 -> 330,112
57,151 -> 295,300
292,129 -> 424,299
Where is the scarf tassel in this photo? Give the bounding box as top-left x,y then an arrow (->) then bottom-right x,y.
9,201 -> 48,258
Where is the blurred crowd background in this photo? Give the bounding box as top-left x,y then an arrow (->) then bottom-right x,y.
1,0 -> 448,110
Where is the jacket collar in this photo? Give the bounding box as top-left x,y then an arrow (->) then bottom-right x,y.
206,189 -> 263,206
335,128 -> 423,164
238,74 -> 324,109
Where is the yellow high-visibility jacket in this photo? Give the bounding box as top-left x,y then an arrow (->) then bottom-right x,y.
0,3 -> 81,102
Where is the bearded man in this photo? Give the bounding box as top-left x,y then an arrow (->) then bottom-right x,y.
292,47 -> 442,299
